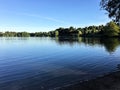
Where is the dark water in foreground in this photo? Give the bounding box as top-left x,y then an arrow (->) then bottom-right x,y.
0,37 -> 120,90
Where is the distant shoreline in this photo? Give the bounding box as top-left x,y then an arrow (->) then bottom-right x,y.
58,71 -> 120,90
0,35 -> 107,38
0,22 -> 120,37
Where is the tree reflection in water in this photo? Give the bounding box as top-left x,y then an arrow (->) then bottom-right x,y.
54,37 -> 120,53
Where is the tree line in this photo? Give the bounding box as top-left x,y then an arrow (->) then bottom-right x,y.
0,21 -> 120,37
53,21 -> 120,37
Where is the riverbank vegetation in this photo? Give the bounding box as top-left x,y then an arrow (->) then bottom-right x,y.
0,21 -> 120,37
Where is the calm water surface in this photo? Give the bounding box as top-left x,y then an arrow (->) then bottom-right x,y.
0,37 -> 120,90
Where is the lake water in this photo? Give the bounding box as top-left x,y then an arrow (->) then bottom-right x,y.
0,37 -> 120,90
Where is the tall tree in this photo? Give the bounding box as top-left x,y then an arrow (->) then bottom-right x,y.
101,0 -> 120,25
103,21 -> 120,37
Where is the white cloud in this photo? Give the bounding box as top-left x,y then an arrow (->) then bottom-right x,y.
18,12 -> 70,24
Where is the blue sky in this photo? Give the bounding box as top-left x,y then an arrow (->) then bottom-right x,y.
0,0 -> 110,32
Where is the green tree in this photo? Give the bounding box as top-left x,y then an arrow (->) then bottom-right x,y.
55,31 -> 59,36
0,32 -> 3,37
69,26 -> 75,31
21,32 -> 30,37
103,21 -> 120,37
101,0 -> 120,25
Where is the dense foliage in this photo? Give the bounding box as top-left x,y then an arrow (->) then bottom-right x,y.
0,22 -> 120,37
51,22 -> 120,37
103,21 -> 120,37
101,0 -> 120,25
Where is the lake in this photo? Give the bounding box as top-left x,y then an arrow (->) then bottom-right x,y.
0,37 -> 120,90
